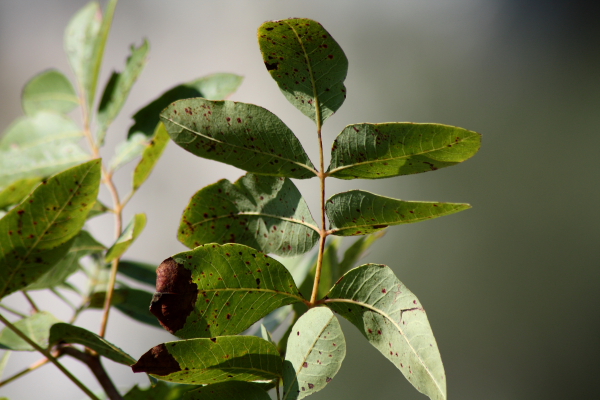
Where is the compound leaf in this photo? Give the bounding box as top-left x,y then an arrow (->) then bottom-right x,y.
179,173 -> 319,257
325,264 -> 446,400
105,213 -> 147,262
328,123 -> 481,179
283,307 -> 345,400
149,243 -> 305,339
0,160 -> 101,299
132,336 -> 282,385
258,18 -> 348,125
184,381 -> 271,400
49,323 -> 135,365
21,69 -> 79,116
0,312 -> 61,351
132,122 -> 170,190
0,112 -> 89,188
161,99 -> 316,179
327,190 -> 471,236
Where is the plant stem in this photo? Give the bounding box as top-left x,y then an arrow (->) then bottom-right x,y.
0,354 -> 54,388
21,291 -> 39,313
310,121 -> 328,305
0,304 -> 26,318
0,313 -> 101,400
51,288 -> 76,310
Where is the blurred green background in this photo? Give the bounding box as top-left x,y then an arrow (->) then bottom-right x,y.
1,0 -> 599,399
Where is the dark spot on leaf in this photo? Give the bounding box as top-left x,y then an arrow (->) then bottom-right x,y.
326,377 -> 332,383
210,338 -> 217,343
308,383 -> 314,389
303,362 -> 308,368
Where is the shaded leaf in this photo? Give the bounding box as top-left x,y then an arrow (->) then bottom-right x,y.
0,112 -> 89,188
250,305 -> 294,337
0,178 -> 42,210
0,312 -> 61,351
260,325 -> 276,345
128,73 -> 243,141
184,381 -> 272,400
179,173 -> 319,257
21,69 -> 79,115
0,160 -> 101,299
105,213 -> 147,262
149,243 -> 305,339
118,260 -> 157,287
328,123 -> 481,179
325,264 -> 446,400
327,190 -> 471,236
124,382 -> 195,400
87,199 -> 110,219
258,18 -> 348,124
26,230 -> 105,291
132,336 -> 282,385
161,99 -> 316,179
98,40 -> 149,130
49,322 -> 135,365
283,307 -> 345,399
132,122 -> 170,190
88,287 -> 162,329
338,232 -> 384,276
297,239 -> 339,301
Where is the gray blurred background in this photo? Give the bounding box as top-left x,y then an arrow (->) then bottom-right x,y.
1,0 -> 599,399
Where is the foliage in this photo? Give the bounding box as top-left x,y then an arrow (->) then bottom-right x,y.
0,4 -> 480,400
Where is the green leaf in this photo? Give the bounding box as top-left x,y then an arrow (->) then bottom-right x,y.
0,178 -> 42,210
184,381 -> 272,400
260,324 -> 275,345
179,173 -> 319,257
118,260 -> 157,287
0,160 -> 101,299
21,69 -> 79,115
98,40 -> 149,131
125,382 -> 195,400
64,1 -> 102,109
129,73 -> 243,141
328,123 -> 481,180
132,122 -> 170,190
26,230 -> 105,291
161,99 -> 316,179
150,243 -> 305,339
88,287 -> 162,329
258,19 -> 348,125
0,112 -> 89,188
105,213 -> 147,262
0,350 -> 10,379
48,323 -> 135,365
325,264 -> 446,400
327,190 -> 471,236
108,132 -> 147,171
338,232 -> 384,276
0,312 -> 61,351
283,307 -> 345,400
132,336 -> 282,384
88,199 -> 110,219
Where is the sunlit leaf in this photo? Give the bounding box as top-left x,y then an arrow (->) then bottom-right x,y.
118,260 -> 157,287
26,230 -> 105,291
0,312 -> 61,351
0,178 -> 41,210
327,190 -> 471,236
150,243 -> 305,339
161,99 -> 316,179
105,213 -> 147,262
179,173 -> 319,257
21,69 -> 79,115
98,40 -> 149,131
0,160 -> 101,299
132,122 -> 170,190
283,307 -> 345,399
325,264 -> 446,400
49,323 -> 135,365
184,381 -> 272,400
258,18 -> 348,124
328,123 -> 481,179
0,112 -> 89,188
129,73 -> 243,140
132,336 -> 282,385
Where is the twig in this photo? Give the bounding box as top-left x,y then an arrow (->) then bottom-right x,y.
0,354 -> 54,388
21,291 -> 39,313
50,288 -> 76,310
0,304 -> 27,318
0,313 -> 101,400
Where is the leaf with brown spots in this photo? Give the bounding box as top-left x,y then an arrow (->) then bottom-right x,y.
179,173 -> 319,257
160,99 -> 316,179
283,307 -> 345,399
326,190 -> 471,236
258,18 -> 348,125
132,336 -> 282,385
150,243 -> 306,339
0,160 -> 101,299
328,123 -> 481,179
324,264 -> 446,400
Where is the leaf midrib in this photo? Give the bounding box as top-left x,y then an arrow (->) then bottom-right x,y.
189,211 -> 320,233
192,287 -> 306,305
328,131 -> 480,175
